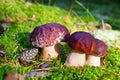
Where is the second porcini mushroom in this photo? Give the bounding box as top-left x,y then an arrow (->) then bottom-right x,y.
65,32 -> 96,67
86,39 -> 108,66
30,23 -> 70,59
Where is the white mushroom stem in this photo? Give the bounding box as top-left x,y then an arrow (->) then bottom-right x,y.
86,55 -> 100,66
65,50 -> 86,67
41,44 -> 59,59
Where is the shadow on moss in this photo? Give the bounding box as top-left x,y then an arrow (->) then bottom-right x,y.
15,32 -> 32,49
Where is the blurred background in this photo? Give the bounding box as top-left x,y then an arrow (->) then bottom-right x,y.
0,0 -> 120,30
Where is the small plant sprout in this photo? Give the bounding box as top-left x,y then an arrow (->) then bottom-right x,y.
30,23 -> 70,59
86,39 -> 108,66
65,32 -> 96,67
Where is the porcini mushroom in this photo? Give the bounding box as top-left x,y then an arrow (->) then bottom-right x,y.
65,32 -> 96,67
86,39 -> 108,66
30,23 -> 70,59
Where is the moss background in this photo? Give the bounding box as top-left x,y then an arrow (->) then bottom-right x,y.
0,0 -> 120,80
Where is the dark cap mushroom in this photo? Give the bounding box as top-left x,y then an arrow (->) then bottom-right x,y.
30,23 -> 70,59
65,32 -> 96,67
95,39 -> 108,57
86,39 -> 108,66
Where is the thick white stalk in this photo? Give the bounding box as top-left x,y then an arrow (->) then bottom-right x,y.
65,50 -> 86,67
86,55 -> 100,66
41,45 -> 59,59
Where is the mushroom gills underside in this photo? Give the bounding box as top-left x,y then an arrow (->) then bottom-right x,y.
65,50 -> 86,67
86,55 -> 100,66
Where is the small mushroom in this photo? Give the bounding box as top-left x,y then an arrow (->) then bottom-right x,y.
30,23 -> 70,59
99,20 -> 112,30
86,39 -> 108,66
100,23 -> 112,30
65,32 -> 96,67
0,22 -> 11,35
0,49 -> 7,56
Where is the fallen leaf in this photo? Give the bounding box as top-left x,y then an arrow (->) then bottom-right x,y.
4,71 -> 25,80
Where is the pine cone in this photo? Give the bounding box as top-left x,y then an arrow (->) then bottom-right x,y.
18,48 -> 38,64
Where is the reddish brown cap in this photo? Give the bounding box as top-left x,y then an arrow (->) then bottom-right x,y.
30,23 -> 70,47
68,32 -> 96,53
95,39 -> 108,57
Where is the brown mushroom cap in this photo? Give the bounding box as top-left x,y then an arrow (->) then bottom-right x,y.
68,32 -> 96,53
30,23 -> 70,48
95,39 -> 108,57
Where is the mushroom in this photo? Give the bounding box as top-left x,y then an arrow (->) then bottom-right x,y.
65,32 -> 96,67
0,49 -> 7,56
86,39 -> 108,66
30,23 -> 70,59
